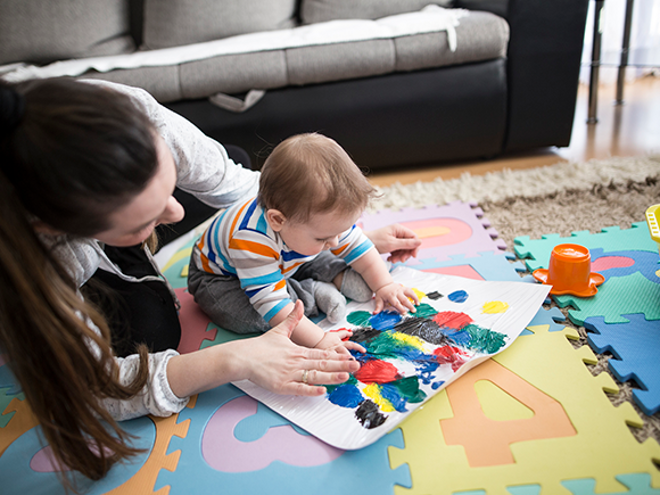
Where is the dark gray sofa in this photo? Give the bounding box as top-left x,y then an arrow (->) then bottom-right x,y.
0,0 -> 589,171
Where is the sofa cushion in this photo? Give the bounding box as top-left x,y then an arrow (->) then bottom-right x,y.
0,0 -> 134,65
301,0 -> 454,24
175,9 -> 507,101
180,51 -> 289,99
394,11 -> 509,71
142,0 -> 297,50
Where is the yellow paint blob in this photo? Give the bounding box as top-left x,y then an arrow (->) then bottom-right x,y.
411,287 -> 426,302
363,383 -> 395,412
656,268 -> 660,278
391,331 -> 426,350
482,300 -> 509,314
414,226 -> 451,239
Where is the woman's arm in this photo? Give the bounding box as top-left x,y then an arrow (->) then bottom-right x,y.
166,301 -> 360,398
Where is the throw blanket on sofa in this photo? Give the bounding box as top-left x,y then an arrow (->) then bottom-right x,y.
2,6 -> 468,82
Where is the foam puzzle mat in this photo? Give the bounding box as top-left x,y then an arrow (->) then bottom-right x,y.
515,222 -> 660,418
0,201 -> 658,494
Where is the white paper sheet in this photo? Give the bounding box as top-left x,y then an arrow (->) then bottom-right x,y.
234,267 -> 549,450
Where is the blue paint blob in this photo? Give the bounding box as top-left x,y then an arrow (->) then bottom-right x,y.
379,383 -> 409,413
369,311 -> 402,330
353,351 -> 372,364
415,360 -> 439,385
448,290 -> 469,303
327,383 -> 364,408
442,328 -> 472,347
431,381 -> 445,390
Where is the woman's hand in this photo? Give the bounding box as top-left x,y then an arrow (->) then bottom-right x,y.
240,301 -> 361,396
365,224 -> 421,263
167,301 -> 360,398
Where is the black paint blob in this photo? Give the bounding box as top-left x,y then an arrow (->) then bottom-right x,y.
394,317 -> 450,346
426,291 -> 443,300
355,400 -> 387,429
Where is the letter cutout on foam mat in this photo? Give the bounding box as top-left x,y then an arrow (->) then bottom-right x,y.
388,324 -> 660,495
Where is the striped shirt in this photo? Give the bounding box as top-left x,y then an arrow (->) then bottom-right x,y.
194,197 -> 374,322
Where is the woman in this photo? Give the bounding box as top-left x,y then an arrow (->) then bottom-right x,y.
0,78 -> 420,485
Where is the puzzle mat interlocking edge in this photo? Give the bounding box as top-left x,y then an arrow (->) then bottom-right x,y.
0,201 -> 658,494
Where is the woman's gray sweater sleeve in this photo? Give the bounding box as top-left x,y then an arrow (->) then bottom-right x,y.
90,80 -> 260,208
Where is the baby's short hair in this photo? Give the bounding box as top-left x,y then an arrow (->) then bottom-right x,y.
258,133 -> 376,222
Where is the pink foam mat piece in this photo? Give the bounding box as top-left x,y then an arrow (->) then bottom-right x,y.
359,202 -> 506,262
201,395 -> 343,472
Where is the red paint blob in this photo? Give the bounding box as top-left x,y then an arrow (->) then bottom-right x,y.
433,345 -> 469,371
432,311 -> 473,330
354,360 -> 401,384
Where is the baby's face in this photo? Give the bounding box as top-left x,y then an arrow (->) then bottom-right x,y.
279,209 -> 361,256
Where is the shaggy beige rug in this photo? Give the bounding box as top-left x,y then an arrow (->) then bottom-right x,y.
373,155 -> 660,445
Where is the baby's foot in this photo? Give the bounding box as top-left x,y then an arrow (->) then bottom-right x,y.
313,281 -> 347,323
340,268 -> 373,303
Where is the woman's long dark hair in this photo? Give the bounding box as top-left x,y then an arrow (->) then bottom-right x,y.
0,78 -> 159,485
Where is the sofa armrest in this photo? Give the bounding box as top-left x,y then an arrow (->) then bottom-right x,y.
457,0 -> 589,152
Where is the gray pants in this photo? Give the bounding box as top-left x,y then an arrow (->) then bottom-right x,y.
187,249 -> 348,334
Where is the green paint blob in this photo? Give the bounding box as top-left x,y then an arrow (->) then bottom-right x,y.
390,376 -> 426,403
365,332 -> 404,359
413,303 -> 438,318
464,324 -> 507,354
365,332 -> 428,363
347,310 -> 372,327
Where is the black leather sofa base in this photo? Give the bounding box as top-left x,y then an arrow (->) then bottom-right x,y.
167,59 -> 508,171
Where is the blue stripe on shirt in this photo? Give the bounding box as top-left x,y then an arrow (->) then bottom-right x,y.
343,239 -> 374,264
263,298 -> 292,322
239,271 -> 284,289
239,198 -> 259,231
255,209 -> 268,234
281,250 -> 309,262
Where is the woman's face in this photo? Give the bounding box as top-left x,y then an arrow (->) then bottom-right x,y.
93,135 -> 184,247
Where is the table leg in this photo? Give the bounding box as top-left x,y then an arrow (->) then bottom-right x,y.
616,0 -> 635,104
588,0 -> 605,124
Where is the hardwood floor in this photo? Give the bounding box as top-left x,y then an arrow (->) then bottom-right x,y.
367,75 -> 660,187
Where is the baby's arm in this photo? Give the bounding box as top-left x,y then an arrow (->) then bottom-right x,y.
350,248 -> 419,314
269,302 -> 364,354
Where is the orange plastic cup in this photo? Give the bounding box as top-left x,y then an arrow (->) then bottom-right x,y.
532,243 -> 605,297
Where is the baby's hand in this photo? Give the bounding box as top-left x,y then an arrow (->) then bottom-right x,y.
374,283 -> 419,314
314,329 -> 366,355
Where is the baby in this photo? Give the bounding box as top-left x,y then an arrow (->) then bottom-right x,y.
188,133 -> 418,351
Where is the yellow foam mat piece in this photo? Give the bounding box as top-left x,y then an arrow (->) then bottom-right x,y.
0,398 -> 38,457
108,396 -> 196,495
388,324 -> 660,494
162,246 -> 193,273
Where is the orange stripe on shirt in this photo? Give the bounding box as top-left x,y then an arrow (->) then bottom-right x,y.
229,238 -> 279,259
331,244 -> 348,256
281,261 -> 304,274
273,279 -> 287,292
197,235 -> 206,251
200,252 -> 213,273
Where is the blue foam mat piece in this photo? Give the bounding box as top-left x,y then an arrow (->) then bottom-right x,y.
584,314 -> 660,415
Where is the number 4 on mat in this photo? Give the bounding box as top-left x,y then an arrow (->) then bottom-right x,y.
440,359 -> 576,467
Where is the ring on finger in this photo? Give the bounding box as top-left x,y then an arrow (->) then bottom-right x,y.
301,369 -> 309,384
